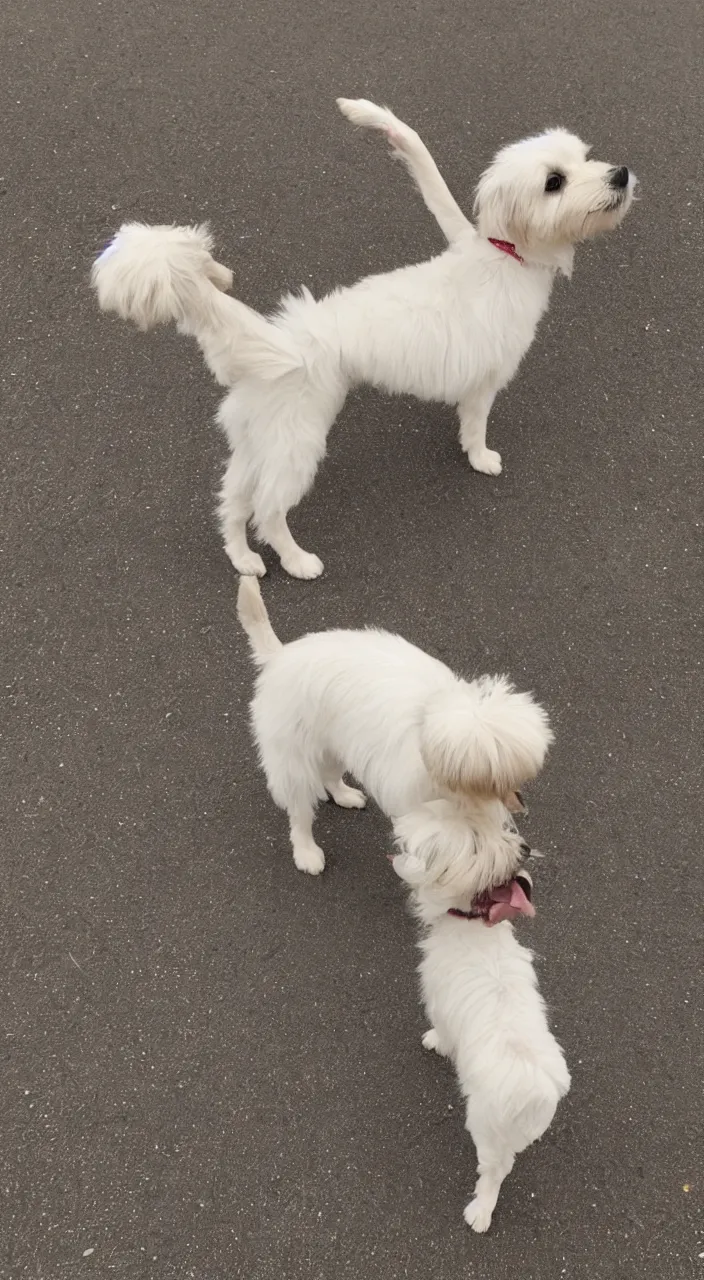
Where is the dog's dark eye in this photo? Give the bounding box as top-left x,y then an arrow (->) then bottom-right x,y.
545,173 -> 564,193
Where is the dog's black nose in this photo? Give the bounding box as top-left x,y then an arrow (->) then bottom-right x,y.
610,165 -> 630,189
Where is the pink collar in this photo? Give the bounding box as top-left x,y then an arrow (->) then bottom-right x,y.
488,237 -> 524,265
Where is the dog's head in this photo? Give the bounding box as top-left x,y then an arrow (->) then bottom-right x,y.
391,798 -> 535,926
474,130 -> 636,267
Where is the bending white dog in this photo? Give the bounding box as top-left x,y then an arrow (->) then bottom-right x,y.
392,811 -> 570,1232
93,99 -> 635,578
237,575 -> 552,876
238,576 -> 568,1228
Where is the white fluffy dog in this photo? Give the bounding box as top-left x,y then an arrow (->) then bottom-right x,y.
238,576 -> 569,1228
393,815 -> 571,1232
236,575 -> 552,875
92,98 -> 635,580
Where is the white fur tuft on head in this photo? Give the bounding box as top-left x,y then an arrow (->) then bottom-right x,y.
420,676 -> 553,800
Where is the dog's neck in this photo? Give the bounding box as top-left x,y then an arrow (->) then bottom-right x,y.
482,233 -> 575,278
413,894 -> 487,930
517,243 -> 576,278
488,237 -> 524,265
447,905 -> 482,921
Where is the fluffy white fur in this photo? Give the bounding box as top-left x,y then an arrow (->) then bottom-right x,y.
392,816 -> 570,1232
236,575 -> 553,875
92,98 -> 635,579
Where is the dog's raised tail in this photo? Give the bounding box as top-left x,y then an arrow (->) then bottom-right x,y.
91,222 -> 303,384
237,577 -> 282,665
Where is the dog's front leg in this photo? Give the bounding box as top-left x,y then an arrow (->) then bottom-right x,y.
458,386 -> 502,476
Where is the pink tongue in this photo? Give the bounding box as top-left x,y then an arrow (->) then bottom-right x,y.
486,879 -> 536,926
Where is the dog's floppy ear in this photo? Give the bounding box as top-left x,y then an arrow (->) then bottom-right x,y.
474,161 -> 533,247
391,810 -> 437,885
420,678 -> 553,800
392,802 -> 475,888
389,849 -> 427,886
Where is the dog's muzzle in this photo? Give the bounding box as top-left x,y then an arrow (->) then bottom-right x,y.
449,870 -> 535,927
609,165 -> 630,189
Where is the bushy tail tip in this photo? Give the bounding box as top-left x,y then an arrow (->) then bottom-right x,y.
421,677 -> 554,799
337,97 -> 399,132
91,222 -> 233,330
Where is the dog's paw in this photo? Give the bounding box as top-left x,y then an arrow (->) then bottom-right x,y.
329,783 -> 367,809
225,544 -> 266,577
463,1199 -> 493,1234
293,844 -> 326,875
281,550 -> 324,580
468,448 -> 503,476
422,1028 -> 442,1053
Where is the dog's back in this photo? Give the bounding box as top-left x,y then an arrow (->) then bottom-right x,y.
420,918 -> 570,1144
248,622 -> 454,816
419,917 -> 569,1231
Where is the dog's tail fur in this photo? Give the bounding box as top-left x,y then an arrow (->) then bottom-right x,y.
91,222 -> 304,385
237,577 -> 282,665
337,97 -> 473,246
420,677 -> 554,800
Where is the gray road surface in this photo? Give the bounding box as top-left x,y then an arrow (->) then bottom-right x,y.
2,0 -> 702,1275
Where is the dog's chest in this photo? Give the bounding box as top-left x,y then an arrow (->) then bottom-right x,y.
461,270 -> 554,383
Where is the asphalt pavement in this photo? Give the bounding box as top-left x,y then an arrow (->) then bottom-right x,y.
2,0 -> 703,1275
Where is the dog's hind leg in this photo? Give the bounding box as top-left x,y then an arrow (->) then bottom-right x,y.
250,372 -> 346,579
255,724 -> 328,872
218,455 -> 266,576
321,757 -> 367,809
289,769 -> 363,870
458,384 -> 502,476
242,345 -> 346,580
462,1100 -> 515,1233
256,510 -> 324,581
421,1027 -> 448,1056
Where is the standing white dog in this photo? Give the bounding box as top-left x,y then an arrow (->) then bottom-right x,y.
92,99 -> 635,579
392,811 -> 571,1232
236,575 -> 552,875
